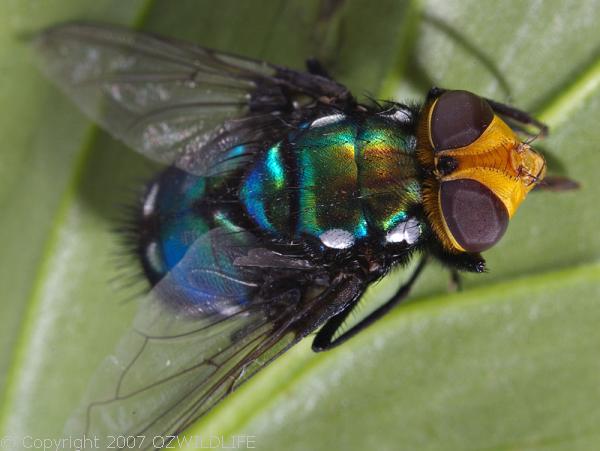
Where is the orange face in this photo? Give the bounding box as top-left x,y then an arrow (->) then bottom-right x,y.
417,90 -> 546,254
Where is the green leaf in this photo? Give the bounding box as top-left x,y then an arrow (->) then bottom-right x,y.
1,0 -> 599,450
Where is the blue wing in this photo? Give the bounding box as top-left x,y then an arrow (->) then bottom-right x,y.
65,226 -> 358,449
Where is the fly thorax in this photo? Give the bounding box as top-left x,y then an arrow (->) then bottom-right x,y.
240,111 -> 424,250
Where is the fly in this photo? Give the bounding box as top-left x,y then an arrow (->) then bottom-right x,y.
34,23 -> 576,450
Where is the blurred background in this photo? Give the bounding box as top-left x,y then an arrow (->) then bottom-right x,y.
1,0 -> 599,449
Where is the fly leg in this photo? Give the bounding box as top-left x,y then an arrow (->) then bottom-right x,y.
448,268 -> 462,292
484,98 -> 548,137
312,256 -> 428,352
305,57 -> 332,79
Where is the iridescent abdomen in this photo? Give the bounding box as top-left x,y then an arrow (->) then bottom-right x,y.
138,167 -> 244,283
240,112 -> 423,249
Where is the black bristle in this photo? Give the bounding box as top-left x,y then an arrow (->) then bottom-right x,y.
109,170 -> 165,297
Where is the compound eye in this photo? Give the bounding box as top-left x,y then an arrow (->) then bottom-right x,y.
440,179 -> 508,253
430,90 -> 494,151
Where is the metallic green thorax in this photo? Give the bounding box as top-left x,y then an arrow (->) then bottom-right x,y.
240,113 -> 422,248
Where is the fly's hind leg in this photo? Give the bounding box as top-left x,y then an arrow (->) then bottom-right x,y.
312,256 -> 428,352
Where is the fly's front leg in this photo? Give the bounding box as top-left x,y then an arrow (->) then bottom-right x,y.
485,97 -> 548,137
